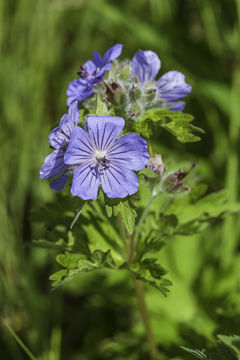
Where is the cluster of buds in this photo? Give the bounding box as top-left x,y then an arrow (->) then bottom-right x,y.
146,154 -> 197,196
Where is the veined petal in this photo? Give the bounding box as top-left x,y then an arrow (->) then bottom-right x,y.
50,174 -> 69,190
95,63 -> 112,79
64,126 -> 94,165
67,79 -> 94,106
156,71 -> 192,101
108,133 -> 149,170
131,50 -> 161,83
71,163 -> 99,200
40,149 -> 67,179
48,102 -> 79,149
93,51 -> 104,68
82,59 -> 97,75
86,116 -> 125,150
103,44 -> 123,62
101,165 -> 139,198
65,100 -> 80,126
48,126 -> 67,149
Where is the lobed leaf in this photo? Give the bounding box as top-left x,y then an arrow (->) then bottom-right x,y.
138,108 -> 203,142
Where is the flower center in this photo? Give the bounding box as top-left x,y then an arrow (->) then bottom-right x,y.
95,150 -> 107,162
92,150 -> 110,177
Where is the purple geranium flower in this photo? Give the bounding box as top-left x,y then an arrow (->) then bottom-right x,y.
131,50 -> 192,111
40,101 -> 79,190
67,44 -> 123,106
64,116 -> 149,200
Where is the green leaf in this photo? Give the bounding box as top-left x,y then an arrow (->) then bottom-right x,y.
105,197 -> 137,235
139,109 -> 203,143
126,258 -> 172,296
216,340 -> 238,360
50,249 -> 116,288
181,346 -> 208,360
217,335 -> 240,357
138,167 -> 159,180
96,93 -> 111,115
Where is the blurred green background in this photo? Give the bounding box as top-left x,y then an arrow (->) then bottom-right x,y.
1,0 -> 240,359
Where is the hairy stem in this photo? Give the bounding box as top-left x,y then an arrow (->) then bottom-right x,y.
134,279 -> 159,360
117,211 -> 159,360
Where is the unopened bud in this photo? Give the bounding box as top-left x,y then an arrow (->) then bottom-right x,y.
144,88 -> 157,102
129,85 -> 142,102
126,102 -> 143,119
162,163 -> 197,195
147,154 -> 166,177
118,63 -> 130,81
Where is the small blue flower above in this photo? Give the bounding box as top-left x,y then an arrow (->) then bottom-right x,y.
131,50 -> 192,111
67,44 -> 123,106
64,116 -> 149,200
40,101 -> 79,190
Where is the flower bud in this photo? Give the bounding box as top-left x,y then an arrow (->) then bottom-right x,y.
162,163 -> 197,195
144,87 -> 157,102
147,154 -> 166,177
117,62 -> 130,81
129,85 -> 142,102
126,102 -> 143,119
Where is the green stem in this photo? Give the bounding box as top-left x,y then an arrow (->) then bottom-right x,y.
3,321 -> 38,360
134,279 -> 159,360
117,210 -> 159,360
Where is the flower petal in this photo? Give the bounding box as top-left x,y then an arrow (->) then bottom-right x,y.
64,126 -> 94,165
108,133 -> 149,170
82,59 -> 97,76
71,163 -> 99,200
164,101 -> 186,111
103,44 -> 123,62
131,50 -> 161,83
40,149 -> 67,179
156,71 -> 192,101
86,116 -> 125,150
65,100 -> 80,126
67,79 -> 94,106
101,165 -> 139,198
93,51 -> 104,68
50,174 -> 69,190
49,102 -> 79,149
48,126 -> 67,149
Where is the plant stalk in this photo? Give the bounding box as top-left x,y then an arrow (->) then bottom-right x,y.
134,279 -> 159,360
117,212 -> 159,360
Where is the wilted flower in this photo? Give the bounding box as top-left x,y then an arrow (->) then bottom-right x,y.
39,101 -> 79,190
162,163 -> 197,194
67,44 -> 123,106
131,50 -> 192,111
64,115 -> 149,200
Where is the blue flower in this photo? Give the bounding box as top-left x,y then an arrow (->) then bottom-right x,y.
64,116 -> 149,200
67,44 -> 123,106
40,101 -> 79,190
131,50 -> 192,111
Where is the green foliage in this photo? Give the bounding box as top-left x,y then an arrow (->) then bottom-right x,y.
125,258 -> 172,296
182,334 -> 240,360
137,109 -> 203,142
50,249 -> 116,288
105,196 -> 137,235
1,0 -> 240,359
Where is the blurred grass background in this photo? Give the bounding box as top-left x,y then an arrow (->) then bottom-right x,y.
0,0 -> 240,359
